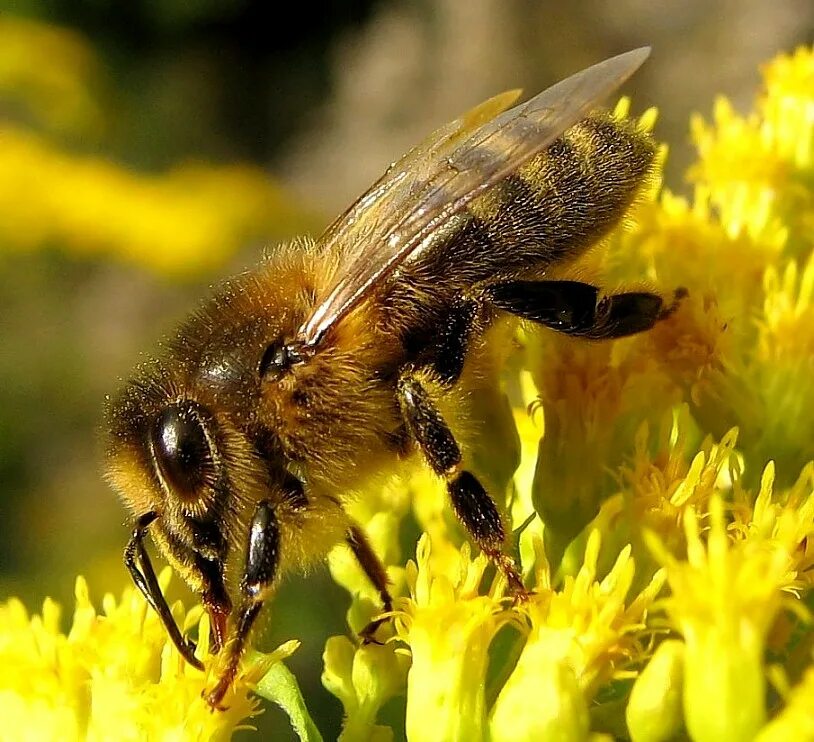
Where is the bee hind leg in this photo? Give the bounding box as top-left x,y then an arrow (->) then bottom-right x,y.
486,280 -> 686,338
397,372 -> 527,597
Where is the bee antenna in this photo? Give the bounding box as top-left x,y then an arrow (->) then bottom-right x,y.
124,511 -> 204,671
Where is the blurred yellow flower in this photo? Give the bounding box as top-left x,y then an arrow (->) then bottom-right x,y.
0,125 -> 314,277
0,16 -> 104,137
626,639 -> 685,742
757,663 -> 814,741
0,17 -> 315,277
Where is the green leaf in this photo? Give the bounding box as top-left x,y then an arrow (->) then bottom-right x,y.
253,657 -> 324,742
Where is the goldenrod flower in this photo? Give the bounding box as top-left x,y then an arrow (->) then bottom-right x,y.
489,532 -> 664,741
322,637 -> 409,742
396,535 -> 510,742
651,496 -> 796,741
690,46 -> 814,255
626,640 -> 685,742
582,414 -> 741,583
0,570 -> 302,741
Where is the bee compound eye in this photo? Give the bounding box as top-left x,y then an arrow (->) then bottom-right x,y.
151,402 -> 216,501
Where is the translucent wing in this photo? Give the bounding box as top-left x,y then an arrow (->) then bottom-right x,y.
298,47 -> 650,348
316,88 -> 522,254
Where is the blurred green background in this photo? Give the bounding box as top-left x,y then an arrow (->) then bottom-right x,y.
0,1 -> 811,738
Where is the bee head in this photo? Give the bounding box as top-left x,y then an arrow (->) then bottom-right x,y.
104,268 -> 301,560
103,325 -> 282,660
103,258 -> 324,671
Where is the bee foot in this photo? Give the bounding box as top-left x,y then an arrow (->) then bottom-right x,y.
660,287 -> 689,318
358,616 -> 390,646
510,587 -> 535,606
203,683 -> 231,712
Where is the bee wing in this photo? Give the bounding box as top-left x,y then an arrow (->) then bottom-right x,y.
298,47 -> 650,348
316,88 -> 522,260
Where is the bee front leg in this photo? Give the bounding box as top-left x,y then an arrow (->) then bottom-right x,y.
397,372 -> 526,596
205,500 -> 280,709
125,512 -> 205,671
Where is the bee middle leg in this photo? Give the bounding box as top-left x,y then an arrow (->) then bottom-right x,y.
346,523 -> 394,642
397,371 -> 526,595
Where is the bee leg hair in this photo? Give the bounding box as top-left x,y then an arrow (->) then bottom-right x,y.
486,280 -> 686,338
397,372 -> 526,596
205,500 -> 280,710
347,523 -> 394,643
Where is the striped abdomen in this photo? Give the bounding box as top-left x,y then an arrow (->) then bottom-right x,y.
404,112 -> 657,287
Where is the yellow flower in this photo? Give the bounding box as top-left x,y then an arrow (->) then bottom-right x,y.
490,531 -> 665,741
626,640 -> 685,742
760,46 -> 814,170
689,46 -> 814,255
746,257 -> 814,478
651,496 -> 797,741
322,637 -> 409,742
0,16 -> 104,137
396,535 -> 511,742
0,125 -> 314,277
730,460 -> 814,594
0,17 -> 315,277
0,570 -> 300,741
526,327 -> 679,563
757,663 -> 814,740
597,415 -> 740,579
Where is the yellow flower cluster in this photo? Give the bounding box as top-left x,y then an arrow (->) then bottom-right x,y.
0,16 -> 104,138
0,570 -> 300,741
0,125 -> 312,276
324,45 -> 814,741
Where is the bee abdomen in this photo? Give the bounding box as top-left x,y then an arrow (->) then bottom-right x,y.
427,113 -> 657,282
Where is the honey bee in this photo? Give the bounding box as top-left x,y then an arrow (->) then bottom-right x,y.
105,47 -> 681,708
